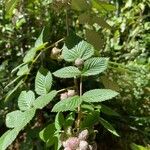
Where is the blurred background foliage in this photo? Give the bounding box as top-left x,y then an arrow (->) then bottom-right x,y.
0,0 -> 149,149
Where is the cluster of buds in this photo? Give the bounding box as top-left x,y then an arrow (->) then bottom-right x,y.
60,90 -> 76,100
74,58 -> 84,68
51,47 -> 62,60
62,130 -> 96,150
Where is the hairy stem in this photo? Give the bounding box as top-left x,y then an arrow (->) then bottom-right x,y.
76,76 -> 82,131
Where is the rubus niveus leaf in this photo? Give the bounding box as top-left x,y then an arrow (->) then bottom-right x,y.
82,57 -> 108,76
18,90 -> 35,111
23,47 -> 37,63
0,129 -> 20,150
17,64 -> 29,76
82,89 -> 119,103
52,96 -> 82,112
35,67 -> 52,95
6,109 -> 35,129
53,66 -> 81,78
62,40 -> 94,62
33,90 -> 57,109
99,117 -> 119,136
39,123 -> 56,147
5,110 -> 24,128
55,112 -> 64,131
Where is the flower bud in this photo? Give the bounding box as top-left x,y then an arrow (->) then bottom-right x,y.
75,58 -> 84,67
51,47 -> 61,55
63,137 -> 80,150
79,141 -> 89,150
67,90 -> 75,97
60,92 -> 68,100
78,129 -> 89,141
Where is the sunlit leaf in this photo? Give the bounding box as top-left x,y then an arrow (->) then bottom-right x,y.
62,40 -> 94,62
35,67 -> 53,95
52,96 -> 82,112
53,66 -> 81,78
82,89 -> 119,103
33,90 -> 57,109
18,90 -> 35,111
82,57 -> 108,76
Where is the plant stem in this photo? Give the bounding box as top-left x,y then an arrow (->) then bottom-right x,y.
76,76 -> 82,131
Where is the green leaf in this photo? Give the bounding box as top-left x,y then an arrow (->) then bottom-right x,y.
18,90 -> 35,111
4,75 -> 23,89
99,117 -> 119,136
71,0 -> 91,11
130,143 -> 148,150
35,67 -> 53,95
53,66 -> 81,78
0,129 -> 20,150
62,40 -> 94,62
52,96 -> 82,112
55,112 -> 64,131
11,62 -> 27,73
81,110 -> 100,128
82,89 -> 119,103
19,108 -> 35,129
85,29 -> 104,50
5,0 -> 19,17
33,90 -> 57,109
54,133 -> 62,150
17,64 -> 29,76
64,112 -> 75,128
5,80 -> 23,103
5,109 -> 35,129
82,57 -> 108,76
23,48 -> 37,63
100,104 -> 120,117
39,123 -> 56,147
92,0 -> 115,12
6,110 -> 24,128
34,28 -> 47,51
78,13 -> 111,29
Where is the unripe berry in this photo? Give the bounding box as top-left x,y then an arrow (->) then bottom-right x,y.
79,141 -> 89,150
63,137 -> 80,150
67,90 -> 75,97
78,129 -> 89,141
75,58 -> 84,67
60,92 -> 68,100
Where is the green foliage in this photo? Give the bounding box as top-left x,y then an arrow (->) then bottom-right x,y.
82,57 -> 108,76
82,89 -> 119,103
0,129 -> 19,150
99,117 -> 119,137
18,90 -> 35,111
130,143 -> 149,150
33,90 -> 57,109
39,123 -> 56,147
62,40 -> 94,62
1,0 -> 149,149
52,96 -> 82,112
53,66 -> 81,78
35,67 -> 53,95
